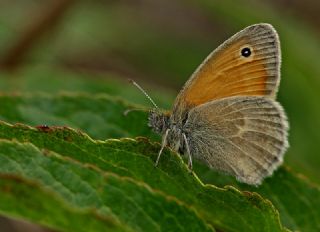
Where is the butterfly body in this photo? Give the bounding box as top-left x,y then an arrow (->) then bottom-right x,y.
147,23 -> 289,185
148,110 -> 184,152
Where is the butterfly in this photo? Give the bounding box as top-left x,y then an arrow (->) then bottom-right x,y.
133,23 -> 289,186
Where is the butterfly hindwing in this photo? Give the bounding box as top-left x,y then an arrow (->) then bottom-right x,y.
184,96 -> 288,185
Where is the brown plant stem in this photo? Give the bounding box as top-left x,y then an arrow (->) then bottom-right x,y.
0,0 -> 75,71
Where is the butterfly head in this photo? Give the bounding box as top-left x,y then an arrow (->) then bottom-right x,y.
148,109 -> 170,134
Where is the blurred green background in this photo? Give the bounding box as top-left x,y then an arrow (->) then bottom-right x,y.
0,0 -> 319,230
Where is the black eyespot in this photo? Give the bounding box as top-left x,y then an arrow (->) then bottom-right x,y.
241,47 -> 251,57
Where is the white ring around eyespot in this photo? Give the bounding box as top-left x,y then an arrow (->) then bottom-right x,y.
239,44 -> 254,61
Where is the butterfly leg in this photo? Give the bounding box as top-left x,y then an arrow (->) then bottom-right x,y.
155,129 -> 170,166
183,133 -> 193,171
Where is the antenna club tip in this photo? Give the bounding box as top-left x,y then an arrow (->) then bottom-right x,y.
127,78 -> 134,84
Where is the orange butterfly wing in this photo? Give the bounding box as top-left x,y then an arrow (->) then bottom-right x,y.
173,24 -> 281,117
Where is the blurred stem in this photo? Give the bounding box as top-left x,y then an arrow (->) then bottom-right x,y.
0,0 -> 75,72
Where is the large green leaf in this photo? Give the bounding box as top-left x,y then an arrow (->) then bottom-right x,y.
0,93 -> 319,231
0,120 -> 284,232
0,139 -> 213,232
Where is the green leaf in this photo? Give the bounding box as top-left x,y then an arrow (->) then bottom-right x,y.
0,174 -> 131,232
0,120 -> 285,232
0,93 -> 156,140
194,161 -> 320,232
0,139 -> 213,232
0,93 -> 318,231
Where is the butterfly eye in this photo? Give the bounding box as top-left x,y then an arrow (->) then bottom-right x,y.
241,47 -> 251,58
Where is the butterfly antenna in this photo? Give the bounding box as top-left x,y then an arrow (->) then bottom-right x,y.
128,79 -> 158,109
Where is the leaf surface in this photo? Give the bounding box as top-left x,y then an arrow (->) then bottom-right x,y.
0,120 -> 284,232
0,93 -> 318,231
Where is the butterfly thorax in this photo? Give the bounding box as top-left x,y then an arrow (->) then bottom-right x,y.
148,109 -> 186,152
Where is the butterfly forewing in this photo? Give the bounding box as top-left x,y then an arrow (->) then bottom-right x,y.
173,23 -> 281,119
